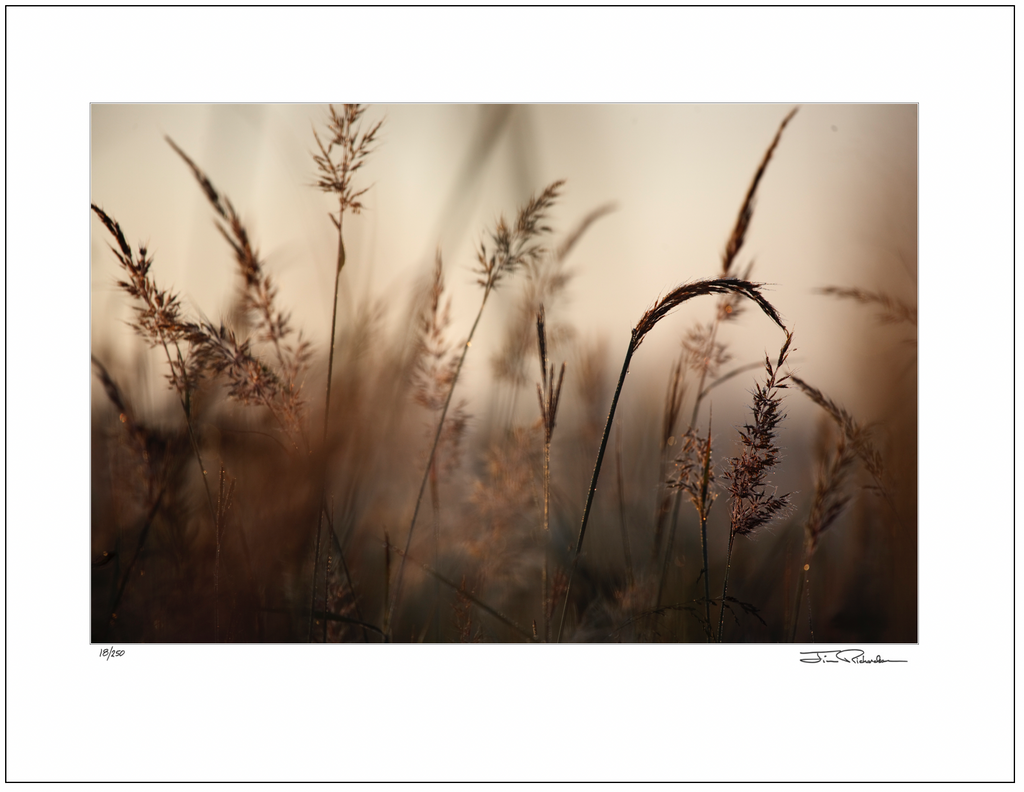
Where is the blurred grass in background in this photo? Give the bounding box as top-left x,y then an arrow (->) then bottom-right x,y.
90,104 -> 916,642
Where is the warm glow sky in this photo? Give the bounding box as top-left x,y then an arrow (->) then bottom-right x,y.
91,103 -> 916,427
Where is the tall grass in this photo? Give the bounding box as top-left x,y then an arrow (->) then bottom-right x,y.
90,105 -> 916,643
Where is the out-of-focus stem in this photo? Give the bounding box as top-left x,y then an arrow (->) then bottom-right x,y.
386,288 -> 491,639
309,211 -> 346,642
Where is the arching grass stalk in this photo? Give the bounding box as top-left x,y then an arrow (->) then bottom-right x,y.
308,105 -> 383,642
385,181 -> 565,639
649,107 -> 798,587
556,279 -> 786,642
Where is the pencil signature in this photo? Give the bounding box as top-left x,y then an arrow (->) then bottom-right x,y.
799,649 -> 907,664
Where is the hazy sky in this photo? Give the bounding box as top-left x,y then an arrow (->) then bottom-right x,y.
91,103 -> 917,427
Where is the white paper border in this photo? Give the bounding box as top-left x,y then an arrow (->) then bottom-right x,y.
6,6 -> 1014,782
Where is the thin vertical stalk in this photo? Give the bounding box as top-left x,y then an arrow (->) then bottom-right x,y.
323,498 -> 334,643
803,556 -> 816,642
233,517 -> 263,641
697,417 -> 714,641
536,307 -> 565,643
615,436 -> 635,592
106,484 -> 167,637
542,557 -> 550,644
556,337 -> 636,642
323,221 -> 346,441
542,436 -> 552,642
699,506 -> 712,641
430,463 -> 441,643
542,432 -> 552,535
308,104 -> 382,642
651,353 -> 685,567
309,215 -> 346,642
655,490 -> 682,613
215,467 -> 226,641
717,529 -> 737,642
386,291 -> 491,638
325,510 -> 370,642
161,338 -> 217,520
790,557 -> 807,642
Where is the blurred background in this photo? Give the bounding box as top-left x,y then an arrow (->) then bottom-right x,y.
90,104 -> 917,642
91,104 -> 916,424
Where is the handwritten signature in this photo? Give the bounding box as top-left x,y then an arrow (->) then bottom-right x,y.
800,649 -> 906,664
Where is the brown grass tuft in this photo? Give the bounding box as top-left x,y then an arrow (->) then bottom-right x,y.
726,331 -> 794,538
718,331 -> 794,640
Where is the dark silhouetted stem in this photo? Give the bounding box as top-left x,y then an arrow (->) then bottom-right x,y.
700,510 -> 712,641
615,437 -> 635,592
717,529 -> 736,642
698,415 -> 714,640
541,436 -> 552,642
556,335 -> 636,642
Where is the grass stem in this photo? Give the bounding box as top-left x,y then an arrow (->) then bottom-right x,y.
309,215 -> 346,642
386,291 -> 490,638
557,338 -> 635,642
